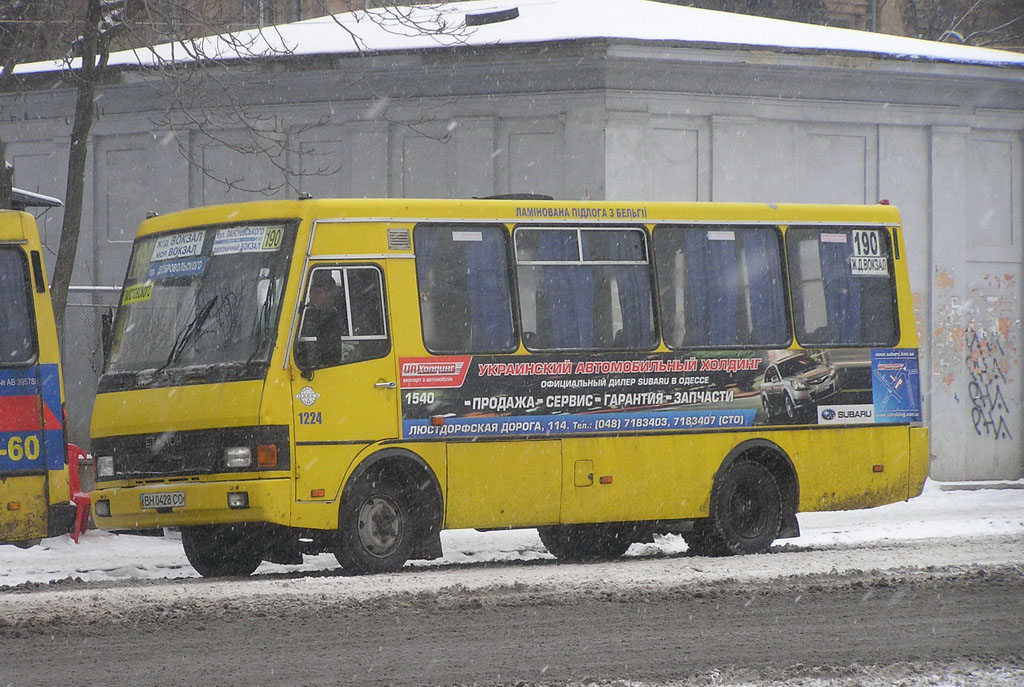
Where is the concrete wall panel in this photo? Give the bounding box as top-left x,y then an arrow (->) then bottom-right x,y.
879,125 -> 932,420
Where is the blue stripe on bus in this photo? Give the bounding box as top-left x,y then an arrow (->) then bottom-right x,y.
403,409 -> 757,439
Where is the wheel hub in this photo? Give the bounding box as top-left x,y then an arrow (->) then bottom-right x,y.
729,483 -> 766,539
357,495 -> 403,557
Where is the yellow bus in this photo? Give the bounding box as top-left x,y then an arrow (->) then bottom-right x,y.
90,197 -> 929,576
0,210 -> 75,547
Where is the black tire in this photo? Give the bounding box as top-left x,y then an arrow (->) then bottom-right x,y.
13,538 -> 41,549
181,524 -> 263,577
761,393 -> 776,423
538,523 -> 633,562
334,478 -> 414,574
687,461 -> 782,556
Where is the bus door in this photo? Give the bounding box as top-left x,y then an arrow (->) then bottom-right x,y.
290,262 -> 398,504
0,244 -> 50,542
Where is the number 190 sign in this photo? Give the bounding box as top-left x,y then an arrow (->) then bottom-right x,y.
850,229 -> 889,276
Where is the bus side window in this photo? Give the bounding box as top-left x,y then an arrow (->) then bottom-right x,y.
295,265 -> 390,370
514,227 -> 656,351
653,225 -> 789,348
787,227 -> 899,346
413,224 -> 516,353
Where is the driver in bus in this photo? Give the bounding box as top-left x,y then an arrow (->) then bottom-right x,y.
307,270 -> 344,366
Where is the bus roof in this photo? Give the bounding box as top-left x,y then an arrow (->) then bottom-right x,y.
134,198 -> 903,238
0,210 -> 40,243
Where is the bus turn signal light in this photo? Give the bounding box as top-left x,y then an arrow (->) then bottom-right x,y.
7,502 -> 21,511
311,489 -> 326,498
873,464 -> 885,473
257,444 -> 278,468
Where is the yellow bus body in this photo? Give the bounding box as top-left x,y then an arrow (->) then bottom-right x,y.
0,210 -> 73,545
90,198 -> 929,574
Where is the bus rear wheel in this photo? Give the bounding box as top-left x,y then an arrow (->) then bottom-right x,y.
686,461 -> 782,556
538,523 -> 633,562
334,478 -> 414,574
181,524 -> 263,577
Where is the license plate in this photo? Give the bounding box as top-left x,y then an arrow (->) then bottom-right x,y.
140,491 -> 185,509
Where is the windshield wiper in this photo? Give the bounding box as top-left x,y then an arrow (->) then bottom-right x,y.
245,278 -> 277,366
153,295 -> 219,376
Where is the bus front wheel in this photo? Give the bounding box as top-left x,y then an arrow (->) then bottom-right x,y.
181,524 -> 263,577
334,478 -> 414,574
538,523 -> 633,562
686,461 -> 782,556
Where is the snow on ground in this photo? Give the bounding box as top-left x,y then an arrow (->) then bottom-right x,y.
2,479 -> 1022,589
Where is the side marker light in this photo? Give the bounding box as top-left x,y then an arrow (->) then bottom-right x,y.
873,464 -> 885,473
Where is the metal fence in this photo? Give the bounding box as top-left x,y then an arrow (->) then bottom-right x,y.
61,286 -> 120,450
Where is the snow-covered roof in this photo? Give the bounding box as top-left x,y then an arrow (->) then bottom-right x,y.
11,187 -> 62,209
17,0 -> 1024,76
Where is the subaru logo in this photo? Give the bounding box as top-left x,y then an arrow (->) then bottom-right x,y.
821,408 -> 836,421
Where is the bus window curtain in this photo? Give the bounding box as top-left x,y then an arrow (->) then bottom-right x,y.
743,230 -> 788,345
539,232 -> 592,348
609,237 -> 652,348
681,231 -> 709,345
683,231 -> 739,346
466,231 -> 514,351
819,239 -> 862,343
413,233 -> 441,346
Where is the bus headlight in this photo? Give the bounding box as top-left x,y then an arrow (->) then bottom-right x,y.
97,455 -> 115,477
224,447 -> 252,468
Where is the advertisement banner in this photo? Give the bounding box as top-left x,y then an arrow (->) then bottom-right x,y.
0,364 -> 64,471
398,348 -> 921,439
871,348 -> 923,423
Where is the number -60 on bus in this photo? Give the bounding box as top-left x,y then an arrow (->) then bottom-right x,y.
90,197 -> 928,577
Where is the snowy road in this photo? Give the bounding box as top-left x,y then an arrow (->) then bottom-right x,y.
1,480 -> 1023,686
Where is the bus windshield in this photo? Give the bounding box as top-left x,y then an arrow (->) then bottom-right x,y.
0,248 -> 37,365
103,221 -> 296,388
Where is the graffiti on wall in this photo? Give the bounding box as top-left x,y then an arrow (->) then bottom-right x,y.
933,268 -> 1020,442
965,326 -> 1013,440
964,272 -> 1020,441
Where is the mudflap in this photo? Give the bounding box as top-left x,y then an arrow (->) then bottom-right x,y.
778,511 -> 801,539
47,501 -> 78,537
412,531 -> 443,561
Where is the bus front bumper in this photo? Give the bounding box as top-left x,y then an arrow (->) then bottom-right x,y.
91,477 -> 292,530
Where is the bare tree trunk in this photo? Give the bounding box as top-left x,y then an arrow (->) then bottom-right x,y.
0,137 -> 12,210
51,0 -> 103,337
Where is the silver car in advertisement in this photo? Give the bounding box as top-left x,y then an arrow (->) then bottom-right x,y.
760,353 -> 838,422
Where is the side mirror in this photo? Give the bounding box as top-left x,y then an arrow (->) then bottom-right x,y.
100,308 -> 114,362
295,303 -> 322,380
